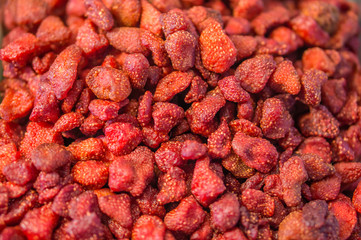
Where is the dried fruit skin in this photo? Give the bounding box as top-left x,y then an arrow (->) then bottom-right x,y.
235,54 -> 276,93
199,22 -> 237,73
269,59 -> 301,95
48,45 -> 83,100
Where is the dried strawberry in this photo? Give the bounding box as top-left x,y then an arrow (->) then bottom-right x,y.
137,91 -> 153,127
235,54 -> 276,93
0,83 -> 34,122
54,112 -> 84,133
232,132 -> 278,173
86,66 -> 132,102
105,122 -> 142,156
191,156 -> 225,206
210,192 -> 240,232
140,30 -> 170,67
72,160 -> 108,189
68,138 -> 105,161
108,147 -> 154,196
99,194 -> 133,228
164,195 -> 206,234
233,0 -> 264,19
76,20 -> 109,57
152,102 -> 184,133
140,0 -> 162,36
218,76 -> 250,103
20,204 -> 59,240
84,0 -> 114,31
269,59 -> 301,95
290,14 -> 330,47
298,105 -> 340,139
154,71 -> 193,102
199,22 -> 237,73
123,53 -> 150,89
52,184 -> 83,217
207,119 -> 232,159
260,97 -> 293,139
157,167 -> 187,205
165,31 -> 197,71
111,0 -> 141,27
31,143 -> 73,172
280,156 -> 308,207
88,99 -> 121,121
136,186 -> 166,218
181,140 -> 207,161
184,75 -> 208,104
106,27 -> 148,55
36,15 -> 71,49
251,7 -> 290,36
155,141 -> 183,172
0,33 -> 38,66
132,215 -> 166,240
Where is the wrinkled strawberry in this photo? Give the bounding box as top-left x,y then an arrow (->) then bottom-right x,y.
251,7 -> 290,36
218,76 -> 250,103
155,141 -> 183,172
31,143 -> 73,172
164,195 -> 206,234
140,30 -> 170,67
235,54 -> 276,94
136,186 -> 166,218
207,119 -> 232,159
269,59 -> 301,95
36,15 -> 71,49
310,174 -> 341,201
99,194 -> 133,229
199,22 -> 237,73
232,132 -> 278,173
140,0 -> 162,36
106,27 -> 148,55
123,53 -> 150,89
52,184 -> 83,217
260,97 -> 293,139
184,75 -> 208,104
157,167 -> 187,205
84,0 -> 114,31
242,189 -> 275,217
299,105 -> 340,139
109,147 -> 154,196
280,156 -> 308,207
165,31 -> 197,71
290,14 -> 330,47
48,45 -> 83,100
111,0 -> 141,27
152,102 -> 184,133
86,66 -> 131,102
72,160 -> 108,189
20,204 -> 59,240
191,156 -> 225,206
0,33 -> 38,66
76,20 -> 109,56
105,122 -> 142,156
328,195 -> 357,240
210,192 -> 240,232
132,215 -> 166,240
154,71 -> 193,102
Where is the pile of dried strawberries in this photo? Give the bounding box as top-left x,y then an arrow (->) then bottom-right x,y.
0,0 -> 360,239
